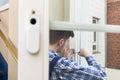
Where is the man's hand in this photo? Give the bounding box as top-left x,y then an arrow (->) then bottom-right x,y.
63,49 -> 75,59
64,48 -> 91,58
78,48 -> 92,57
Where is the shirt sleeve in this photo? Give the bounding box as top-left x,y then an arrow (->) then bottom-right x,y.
54,56 -> 107,80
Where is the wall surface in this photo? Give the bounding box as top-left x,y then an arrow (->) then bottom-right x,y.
107,0 -> 120,68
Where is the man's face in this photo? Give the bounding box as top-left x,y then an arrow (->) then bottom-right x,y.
57,39 -> 69,55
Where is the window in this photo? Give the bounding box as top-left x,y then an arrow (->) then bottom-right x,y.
92,17 -> 100,52
0,0 -> 9,11
0,0 -> 9,7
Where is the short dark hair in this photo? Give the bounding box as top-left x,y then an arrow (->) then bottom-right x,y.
50,30 -> 74,44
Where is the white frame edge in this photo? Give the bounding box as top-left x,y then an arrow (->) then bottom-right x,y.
50,21 -> 120,33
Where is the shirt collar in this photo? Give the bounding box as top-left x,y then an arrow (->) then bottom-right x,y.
49,49 -> 59,56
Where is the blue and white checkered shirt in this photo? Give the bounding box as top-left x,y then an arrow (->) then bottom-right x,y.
49,50 -> 107,80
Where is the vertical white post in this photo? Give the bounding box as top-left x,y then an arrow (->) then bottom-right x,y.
18,0 -> 49,80
69,0 -> 89,65
69,0 -> 80,64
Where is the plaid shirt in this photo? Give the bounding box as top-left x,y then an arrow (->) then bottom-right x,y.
49,50 -> 107,80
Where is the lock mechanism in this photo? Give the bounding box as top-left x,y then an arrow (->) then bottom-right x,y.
26,10 -> 40,54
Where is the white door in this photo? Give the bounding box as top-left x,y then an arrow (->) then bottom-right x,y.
18,0 -> 49,80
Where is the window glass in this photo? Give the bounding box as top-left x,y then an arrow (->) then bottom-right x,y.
0,0 -> 9,7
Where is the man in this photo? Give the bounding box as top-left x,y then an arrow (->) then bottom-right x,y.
49,30 -> 107,80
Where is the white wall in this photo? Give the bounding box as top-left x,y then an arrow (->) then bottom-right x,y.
89,0 -> 106,24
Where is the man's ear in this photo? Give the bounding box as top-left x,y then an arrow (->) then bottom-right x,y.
58,38 -> 65,47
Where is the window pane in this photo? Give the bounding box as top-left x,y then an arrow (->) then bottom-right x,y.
51,30 -> 106,67
0,0 -> 9,6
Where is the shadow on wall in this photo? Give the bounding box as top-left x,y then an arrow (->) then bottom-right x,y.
0,52 -> 8,80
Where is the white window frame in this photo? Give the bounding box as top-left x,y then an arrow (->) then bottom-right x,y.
50,21 -> 120,33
